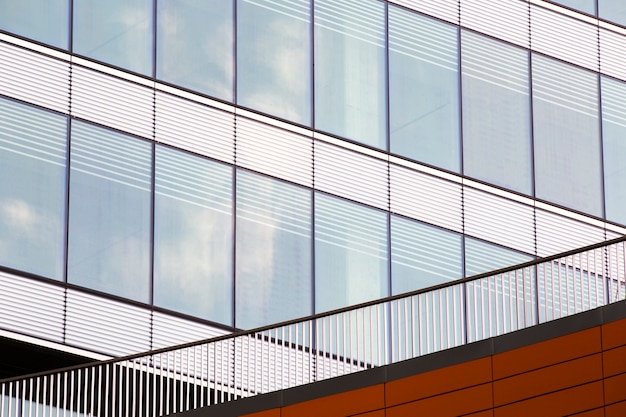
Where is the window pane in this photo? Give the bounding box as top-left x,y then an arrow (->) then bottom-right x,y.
315,194 -> 388,312
154,147 -> 233,325
235,171 -> 312,329
73,0 -> 153,75
67,121 -> 151,302
602,77 -> 626,225
532,55 -> 603,216
389,7 -> 460,172
462,31 -> 532,194
552,0 -> 595,14
0,0 -> 69,49
237,0 -> 311,125
391,216 -> 462,295
314,0 -> 386,149
157,0 -> 233,101
599,0 -> 626,27
465,237 -> 533,277
0,98 -> 67,279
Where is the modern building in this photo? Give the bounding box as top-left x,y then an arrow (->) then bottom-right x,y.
1,0 -> 626,414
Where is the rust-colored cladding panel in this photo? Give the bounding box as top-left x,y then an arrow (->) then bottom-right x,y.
493,353 -> 603,406
282,384 -> 385,417
602,318 -> 626,350
385,357 -> 492,406
386,383 -> 493,417
604,372 -> 626,404
492,328 -> 601,379
605,400 -> 626,417
603,344 -> 626,377
494,381 -> 604,417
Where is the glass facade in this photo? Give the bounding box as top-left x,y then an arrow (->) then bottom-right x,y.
0,0 -> 625,341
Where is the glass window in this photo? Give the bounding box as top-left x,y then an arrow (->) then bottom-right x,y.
73,0 -> 153,75
601,77 -> 626,225
551,0 -> 595,15
465,237 -> 533,277
0,98 -> 67,279
389,7 -> 460,172
235,171 -> 312,329
532,55 -> 603,216
599,0 -> 626,28
67,121 -> 152,302
237,0 -> 311,125
154,147 -> 233,325
0,0 -> 69,49
157,0 -> 233,101
391,216 -> 462,295
315,194 -> 388,312
314,0 -> 386,149
462,31 -> 532,195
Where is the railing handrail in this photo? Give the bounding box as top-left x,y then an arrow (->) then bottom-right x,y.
1,233 -> 625,386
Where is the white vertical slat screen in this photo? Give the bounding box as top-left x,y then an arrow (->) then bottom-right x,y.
65,290 -> 152,356
71,66 -> 154,139
152,312 -> 230,350
460,0 -> 530,48
464,187 -> 535,255
0,272 -> 65,343
535,209 -> 606,256
155,91 -> 235,164
390,164 -> 463,233
390,0 -> 459,25
314,141 -> 388,210
530,4 -> 599,72
236,116 -> 313,187
0,42 -> 70,114
600,26 -> 626,81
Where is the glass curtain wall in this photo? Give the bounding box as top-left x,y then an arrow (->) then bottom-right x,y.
461,31 -> 532,195
389,6 -> 460,172
0,0 -> 69,49
532,55 -> 603,217
73,0 -> 154,75
237,0 -> 311,125
314,0 -> 386,149
0,98 -> 67,279
235,170 -> 312,329
67,121 -> 152,302
153,146 -> 233,325
315,194 -> 389,312
156,0 -> 233,101
599,0 -> 626,26
601,77 -> 626,225
390,216 -> 462,295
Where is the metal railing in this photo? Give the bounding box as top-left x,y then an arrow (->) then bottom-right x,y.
2,236 -> 626,416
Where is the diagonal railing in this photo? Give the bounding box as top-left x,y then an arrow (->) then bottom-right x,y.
2,236 -> 626,416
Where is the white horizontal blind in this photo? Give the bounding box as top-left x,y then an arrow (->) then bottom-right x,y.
0,271 -> 65,343
530,4 -> 598,72
236,117 -> 313,187
461,0 -> 529,48
314,141 -> 388,210
390,164 -> 463,233
390,0 -> 459,25
535,209 -> 606,256
464,187 -> 535,255
71,66 -> 154,138
0,41 -> 70,113
600,27 -> 626,80
155,91 -> 235,164
65,290 -> 152,356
